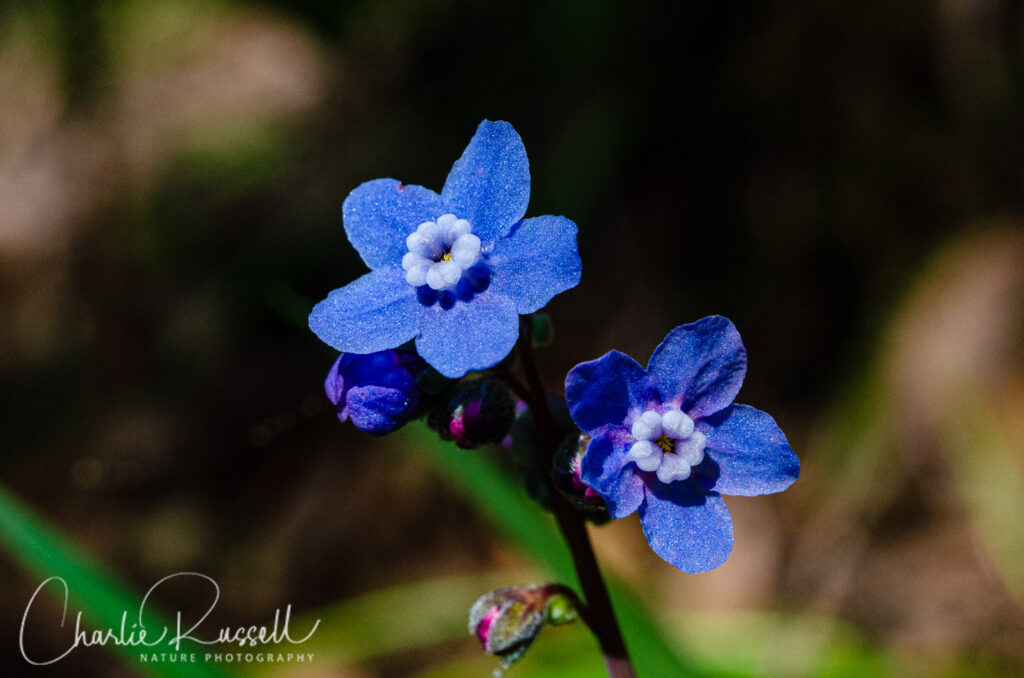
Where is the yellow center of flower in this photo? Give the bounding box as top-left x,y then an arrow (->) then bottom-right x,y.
655,434 -> 674,453
441,251 -> 453,262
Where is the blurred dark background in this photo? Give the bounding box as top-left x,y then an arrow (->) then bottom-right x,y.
2,0 -> 1023,676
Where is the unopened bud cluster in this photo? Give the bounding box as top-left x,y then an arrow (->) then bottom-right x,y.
469,584 -> 579,669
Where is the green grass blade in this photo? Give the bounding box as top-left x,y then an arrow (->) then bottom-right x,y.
0,484 -> 235,678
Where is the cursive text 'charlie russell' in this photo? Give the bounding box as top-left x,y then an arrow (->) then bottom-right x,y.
20,572 -> 321,666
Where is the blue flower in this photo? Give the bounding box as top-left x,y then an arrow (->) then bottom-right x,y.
309,120 -> 582,378
564,316 -> 800,573
325,349 -> 423,435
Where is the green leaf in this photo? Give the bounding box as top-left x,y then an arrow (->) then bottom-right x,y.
0,484 -> 236,678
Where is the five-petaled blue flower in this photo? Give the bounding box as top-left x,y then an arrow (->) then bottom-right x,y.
325,349 -> 424,435
309,120 -> 582,378
564,316 -> 800,573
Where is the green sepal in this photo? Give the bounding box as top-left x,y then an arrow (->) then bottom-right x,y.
530,313 -> 553,348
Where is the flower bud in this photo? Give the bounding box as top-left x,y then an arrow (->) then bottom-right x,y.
508,396 -> 577,508
553,433 -> 611,523
325,349 -> 424,436
468,584 -> 578,669
429,378 -> 515,449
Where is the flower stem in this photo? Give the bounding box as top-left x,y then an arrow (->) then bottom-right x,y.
518,317 -> 637,678
496,366 -> 532,404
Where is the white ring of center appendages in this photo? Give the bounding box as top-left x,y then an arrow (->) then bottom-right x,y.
626,408 -> 706,483
402,214 -> 482,291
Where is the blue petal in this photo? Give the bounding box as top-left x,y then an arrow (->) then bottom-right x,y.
565,351 -> 658,435
646,316 -> 747,420
346,384 -> 416,436
415,290 -> 519,378
697,404 -> 800,496
324,355 -> 346,405
309,267 -> 421,354
343,178 -> 443,269
579,430 -> 645,518
345,351 -> 399,385
488,215 -> 581,314
638,482 -> 734,573
441,120 -> 530,244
